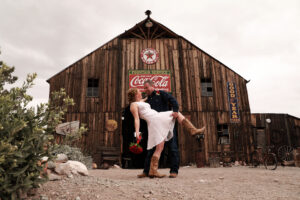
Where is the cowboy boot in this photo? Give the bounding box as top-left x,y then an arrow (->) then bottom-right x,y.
137,172 -> 148,178
182,118 -> 205,136
148,156 -> 166,178
169,173 -> 178,178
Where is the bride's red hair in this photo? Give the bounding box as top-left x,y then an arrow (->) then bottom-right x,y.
127,88 -> 138,104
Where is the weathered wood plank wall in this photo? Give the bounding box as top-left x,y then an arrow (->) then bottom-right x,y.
251,114 -> 300,150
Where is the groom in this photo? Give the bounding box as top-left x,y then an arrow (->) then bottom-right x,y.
137,79 -> 180,178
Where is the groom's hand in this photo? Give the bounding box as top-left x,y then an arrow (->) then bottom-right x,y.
171,112 -> 178,119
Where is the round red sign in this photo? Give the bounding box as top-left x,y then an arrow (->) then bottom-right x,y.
140,48 -> 159,65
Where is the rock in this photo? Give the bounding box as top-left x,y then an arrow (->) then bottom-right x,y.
46,169 -> 52,175
41,156 -> 49,162
75,197 -> 81,200
47,161 -> 56,169
100,162 -> 110,169
234,161 -> 240,166
92,163 -> 98,169
55,153 -> 68,163
67,160 -> 89,176
55,161 -> 88,176
55,163 -> 72,176
67,174 -> 74,178
143,194 -> 150,198
112,164 -> 121,169
48,173 -> 62,181
219,177 -> 224,180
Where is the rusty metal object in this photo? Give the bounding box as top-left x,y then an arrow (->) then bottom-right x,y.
278,145 -> 294,162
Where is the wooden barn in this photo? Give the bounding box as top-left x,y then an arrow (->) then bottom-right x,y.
47,11 -> 253,167
251,113 -> 300,161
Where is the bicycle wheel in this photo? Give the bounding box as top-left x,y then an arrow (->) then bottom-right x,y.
250,151 -> 259,167
264,153 -> 277,170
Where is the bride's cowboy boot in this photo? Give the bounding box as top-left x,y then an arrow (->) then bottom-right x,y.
149,156 -> 166,178
182,118 -> 205,136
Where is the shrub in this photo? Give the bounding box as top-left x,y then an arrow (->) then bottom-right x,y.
0,59 -> 85,199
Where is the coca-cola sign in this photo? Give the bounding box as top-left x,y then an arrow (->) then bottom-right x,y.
129,70 -> 171,92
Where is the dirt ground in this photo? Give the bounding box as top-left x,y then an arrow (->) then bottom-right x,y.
32,165 -> 300,200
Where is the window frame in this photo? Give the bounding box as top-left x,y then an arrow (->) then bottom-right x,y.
86,78 -> 99,97
201,78 -> 213,97
217,124 -> 230,144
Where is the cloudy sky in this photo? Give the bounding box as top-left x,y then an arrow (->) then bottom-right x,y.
0,0 -> 299,117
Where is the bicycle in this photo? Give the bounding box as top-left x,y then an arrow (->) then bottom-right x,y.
250,146 -> 277,170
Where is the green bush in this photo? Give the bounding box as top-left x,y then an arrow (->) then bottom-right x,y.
0,59 -> 85,199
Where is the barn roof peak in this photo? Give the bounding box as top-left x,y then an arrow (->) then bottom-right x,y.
119,10 -> 179,39
145,10 -> 152,18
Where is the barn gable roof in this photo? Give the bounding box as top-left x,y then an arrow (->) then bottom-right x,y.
47,11 -> 248,82
119,16 -> 179,39
252,113 -> 300,120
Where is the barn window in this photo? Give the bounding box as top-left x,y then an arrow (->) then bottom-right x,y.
87,79 -> 99,97
217,124 -> 230,144
201,78 -> 213,96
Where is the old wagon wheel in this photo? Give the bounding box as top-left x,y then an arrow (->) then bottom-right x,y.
278,145 -> 294,161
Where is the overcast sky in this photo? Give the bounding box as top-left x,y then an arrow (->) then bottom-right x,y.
0,0 -> 299,117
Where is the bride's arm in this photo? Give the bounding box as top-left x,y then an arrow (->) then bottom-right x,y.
130,103 -> 140,138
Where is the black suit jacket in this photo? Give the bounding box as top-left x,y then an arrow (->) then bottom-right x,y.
146,90 -> 179,112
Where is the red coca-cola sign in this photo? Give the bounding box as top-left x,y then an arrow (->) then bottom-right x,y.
129,70 -> 171,92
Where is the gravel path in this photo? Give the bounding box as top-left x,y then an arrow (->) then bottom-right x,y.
32,166 -> 300,200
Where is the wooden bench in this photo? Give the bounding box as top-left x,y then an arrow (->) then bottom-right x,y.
102,151 -> 120,162
97,146 -> 121,166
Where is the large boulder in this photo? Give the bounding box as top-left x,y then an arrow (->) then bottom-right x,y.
47,161 -> 56,169
55,160 -> 89,176
48,173 -> 62,181
67,160 -> 89,176
54,162 -> 72,176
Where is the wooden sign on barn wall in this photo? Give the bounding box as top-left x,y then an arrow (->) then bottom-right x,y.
128,70 -> 172,93
227,82 -> 240,123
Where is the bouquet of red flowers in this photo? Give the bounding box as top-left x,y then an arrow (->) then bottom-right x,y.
129,135 -> 143,154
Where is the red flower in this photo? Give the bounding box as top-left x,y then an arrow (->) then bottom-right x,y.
129,142 -> 143,154
129,135 -> 143,154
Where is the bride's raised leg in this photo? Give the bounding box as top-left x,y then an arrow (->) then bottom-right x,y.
177,112 -> 205,136
149,141 -> 166,178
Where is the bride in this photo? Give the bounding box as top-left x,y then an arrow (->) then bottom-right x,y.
128,88 -> 205,178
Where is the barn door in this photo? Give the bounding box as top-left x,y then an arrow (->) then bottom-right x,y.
256,128 -> 266,150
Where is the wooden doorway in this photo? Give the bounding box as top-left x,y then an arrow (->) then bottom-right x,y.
256,128 -> 266,151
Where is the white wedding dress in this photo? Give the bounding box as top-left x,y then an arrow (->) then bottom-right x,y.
134,101 -> 175,150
